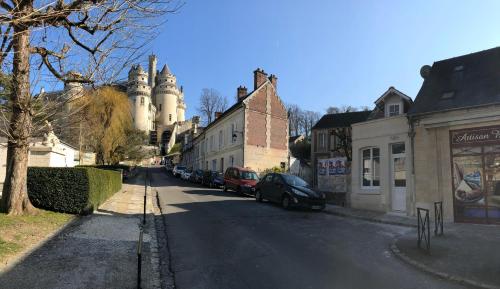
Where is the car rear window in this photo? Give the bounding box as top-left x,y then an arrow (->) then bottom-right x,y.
240,171 -> 258,180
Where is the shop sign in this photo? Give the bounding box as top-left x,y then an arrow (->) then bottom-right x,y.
451,125 -> 500,147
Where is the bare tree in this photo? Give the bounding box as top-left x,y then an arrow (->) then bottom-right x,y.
197,88 -> 228,125
286,103 -> 303,136
326,105 -> 359,114
0,0 -> 180,215
301,110 -> 320,138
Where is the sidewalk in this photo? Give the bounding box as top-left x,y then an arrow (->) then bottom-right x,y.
0,173 -> 160,289
324,204 -> 417,227
392,223 -> 500,289
324,205 -> 500,289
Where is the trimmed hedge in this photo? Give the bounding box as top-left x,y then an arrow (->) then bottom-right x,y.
27,167 -> 122,214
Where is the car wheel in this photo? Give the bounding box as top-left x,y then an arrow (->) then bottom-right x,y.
255,190 -> 263,202
282,195 -> 291,210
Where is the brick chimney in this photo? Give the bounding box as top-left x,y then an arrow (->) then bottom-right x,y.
269,74 -> 277,90
254,68 -> 268,90
215,112 -> 223,119
237,85 -> 248,101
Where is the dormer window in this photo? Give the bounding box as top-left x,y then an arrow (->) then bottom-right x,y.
388,104 -> 400,116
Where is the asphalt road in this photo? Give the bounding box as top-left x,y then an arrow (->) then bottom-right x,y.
151,167 -> 466,289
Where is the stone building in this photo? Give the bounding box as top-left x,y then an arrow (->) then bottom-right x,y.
311,111 -> 371,188
187,68 -> 288,173
409,47 -> 500,224
127,54 -> 187,153
350,87 -> 414,215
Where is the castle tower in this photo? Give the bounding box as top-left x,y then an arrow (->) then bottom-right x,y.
177,86 -> 186,122
127,64 -> 153,132
148,54 -> 157,96
155,64 -> 179,127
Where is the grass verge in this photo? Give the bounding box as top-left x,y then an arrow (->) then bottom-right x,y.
0,209 -> 74,264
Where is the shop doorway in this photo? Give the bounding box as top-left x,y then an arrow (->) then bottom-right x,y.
391,143 -> 407,212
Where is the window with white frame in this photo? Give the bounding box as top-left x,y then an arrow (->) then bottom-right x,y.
219,130 -> 223,149
211,159 -> 217,171
318,132 -> 327,149
231,123 -> 235,143
388,104 -> 400,117
362,147 -> 380,187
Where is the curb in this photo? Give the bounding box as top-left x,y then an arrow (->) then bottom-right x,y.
148,188 -> 162,289
323,207 -> 417,228
390,239 -> 500,289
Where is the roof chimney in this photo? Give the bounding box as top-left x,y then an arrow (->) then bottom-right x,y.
237,85 -> 248,101
253,68 -> 268,90
215,112 -> 223,120
269,74 -> 277,90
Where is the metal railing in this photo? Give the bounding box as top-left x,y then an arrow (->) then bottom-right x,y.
434,201 -> 443,236
417,208 -> 430,252
137,167 -> 149,289
137,227 -> 144,289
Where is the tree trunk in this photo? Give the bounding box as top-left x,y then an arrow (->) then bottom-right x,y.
0,12 -> 36,215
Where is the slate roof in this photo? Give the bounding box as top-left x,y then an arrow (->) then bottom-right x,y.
312,111 -> 371,130
409,46 -> 500,115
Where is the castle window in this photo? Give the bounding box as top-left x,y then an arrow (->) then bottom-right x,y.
140,97 -> 144,105
169,114 -> 172,121
159,104 -> 162,111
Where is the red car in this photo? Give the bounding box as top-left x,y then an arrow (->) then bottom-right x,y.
223,167 -> 259,195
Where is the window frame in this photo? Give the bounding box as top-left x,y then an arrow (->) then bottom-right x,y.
388,104 -> 400,117
361,147 -> 380,188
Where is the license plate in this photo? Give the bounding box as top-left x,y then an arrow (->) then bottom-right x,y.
312,205 -> 322,210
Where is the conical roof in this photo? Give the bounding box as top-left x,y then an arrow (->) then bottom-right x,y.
160,64 -> 171,76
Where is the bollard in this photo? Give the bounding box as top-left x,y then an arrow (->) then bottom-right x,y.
434,201 -> 443,236
137,228 -> 144,289
417,207 -> 430,252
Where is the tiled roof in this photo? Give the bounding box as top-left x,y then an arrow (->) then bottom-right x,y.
312,111 -> 372,130
409,46 -> 500,115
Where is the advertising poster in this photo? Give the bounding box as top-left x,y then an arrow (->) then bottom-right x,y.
318,157 -> 348,192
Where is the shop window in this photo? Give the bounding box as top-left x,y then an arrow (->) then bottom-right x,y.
451,126 -> 500,224
362,147 -> 380,187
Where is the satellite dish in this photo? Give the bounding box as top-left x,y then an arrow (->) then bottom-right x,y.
420,65 -> 431,79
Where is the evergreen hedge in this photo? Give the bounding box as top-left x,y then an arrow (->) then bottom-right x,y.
27,167 -> 122,214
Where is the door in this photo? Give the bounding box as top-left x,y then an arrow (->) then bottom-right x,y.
391,143 -> 407,212
271,174 -> 285,202
260,174 -> 274,199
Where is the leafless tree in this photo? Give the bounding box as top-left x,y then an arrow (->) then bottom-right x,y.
0,0 -> 181,215
286,103 -> 303,136
326,105 -> 359,114
197,88 -> 228,125
301,110 -> 320,138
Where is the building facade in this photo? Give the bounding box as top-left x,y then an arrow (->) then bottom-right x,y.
186,68 -> 288,173
311,111 -> 371,188
127,54 -> 187,152
409,47 -> 500,224
350,87 -> 414,215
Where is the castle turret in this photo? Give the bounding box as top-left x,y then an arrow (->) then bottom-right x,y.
148,54 -> 157,93
155,64 -> 179,127
128,64 -> 154,132
177,86 -> 186,122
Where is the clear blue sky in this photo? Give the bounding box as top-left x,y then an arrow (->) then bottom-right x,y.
141,0 -> 500,119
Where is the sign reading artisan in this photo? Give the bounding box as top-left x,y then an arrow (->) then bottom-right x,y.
451,125 -> 500,146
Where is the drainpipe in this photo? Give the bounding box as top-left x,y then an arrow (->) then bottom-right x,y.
408,115 -> 416,216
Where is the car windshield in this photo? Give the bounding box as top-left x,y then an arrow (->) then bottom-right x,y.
282,174 -> 309,187
240,171 -> 258,180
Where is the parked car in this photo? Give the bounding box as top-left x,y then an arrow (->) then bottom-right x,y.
173,165 -> 186,177
181,169 -> 193,180
210,171 -> 225,188
223,167 -> 259,195
190,169 -> 204,183
255,173 -> 326,211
